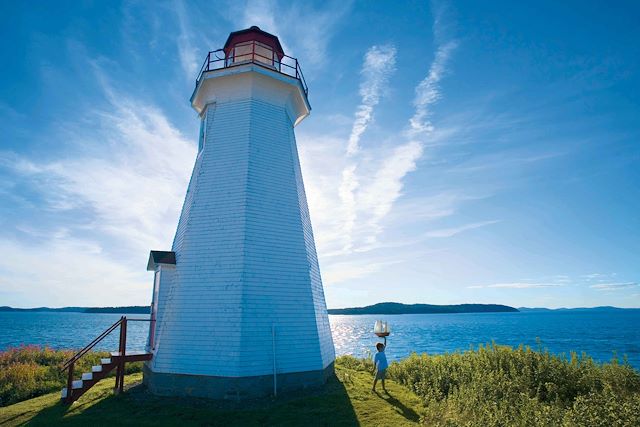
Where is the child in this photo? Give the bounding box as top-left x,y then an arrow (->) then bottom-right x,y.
372,342 -> 388,392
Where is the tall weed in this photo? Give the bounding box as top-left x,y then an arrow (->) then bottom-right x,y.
0,346 -> 143,406
344,343 -> 640,426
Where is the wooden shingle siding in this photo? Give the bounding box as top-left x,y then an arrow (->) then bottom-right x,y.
151,92 -> 334,378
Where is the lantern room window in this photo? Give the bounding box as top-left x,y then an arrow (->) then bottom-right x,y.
230,41 -> 276,68
196,26 -> 308,95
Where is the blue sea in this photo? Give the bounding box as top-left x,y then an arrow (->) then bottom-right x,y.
1,310 -> 639,370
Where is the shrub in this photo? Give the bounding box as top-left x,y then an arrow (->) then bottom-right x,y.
384,343 -> 640,426
0,346 -> 143,407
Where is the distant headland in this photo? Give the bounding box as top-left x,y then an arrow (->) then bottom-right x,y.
327,302 -> 518,315
1,304 -> 636,315
0,306 -> 150,314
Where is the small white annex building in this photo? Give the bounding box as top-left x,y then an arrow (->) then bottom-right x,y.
143,27 -> 335,398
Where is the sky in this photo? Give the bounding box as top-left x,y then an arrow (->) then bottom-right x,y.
0,0 -> 639,309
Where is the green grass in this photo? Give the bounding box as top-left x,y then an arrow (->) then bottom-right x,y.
2,345 -> 640,426
0,359 -> 424,426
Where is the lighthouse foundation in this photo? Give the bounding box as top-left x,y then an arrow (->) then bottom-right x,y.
142,362 -> 334,399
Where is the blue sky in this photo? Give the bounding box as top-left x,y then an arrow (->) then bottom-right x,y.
1,0 -> 639,308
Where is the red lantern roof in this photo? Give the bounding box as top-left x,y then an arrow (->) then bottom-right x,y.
223,26 -> 285,60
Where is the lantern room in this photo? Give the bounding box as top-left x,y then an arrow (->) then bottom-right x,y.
223,26 -> 284,67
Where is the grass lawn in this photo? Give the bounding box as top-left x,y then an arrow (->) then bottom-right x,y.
0,362 -> 425,426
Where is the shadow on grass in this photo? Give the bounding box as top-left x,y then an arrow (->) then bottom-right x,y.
374,390 -> 421,423
25,375 -> 360,427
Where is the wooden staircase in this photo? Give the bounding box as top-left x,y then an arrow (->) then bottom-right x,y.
60,316 -> 153,404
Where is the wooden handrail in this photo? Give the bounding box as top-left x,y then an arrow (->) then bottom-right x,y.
61,315 -> 154,403
61,317 -> 123,371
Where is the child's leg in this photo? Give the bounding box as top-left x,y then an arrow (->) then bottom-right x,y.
381,378 -> 387,391
372,376 -> 378,391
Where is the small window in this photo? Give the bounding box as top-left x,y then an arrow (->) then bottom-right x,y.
198,111 -> 207,152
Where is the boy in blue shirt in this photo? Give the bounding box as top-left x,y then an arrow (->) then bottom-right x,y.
372,342 -> 388,393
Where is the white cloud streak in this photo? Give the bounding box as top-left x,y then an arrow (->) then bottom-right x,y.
0,72 -> 195,305
424,220 -> 500,238
174,0 -> 199,79
470,282 -> 565,289
347,45 -> 397,156
338,45 -> 397,253
7,94 -> 195,253
349,7 -> 457,250
360,141 -> 424,239
298,2 -> 460,287
407,40 -> 457,139
590,282 -> 639,291
0,238 -> 147,307
233,0 -> 351,68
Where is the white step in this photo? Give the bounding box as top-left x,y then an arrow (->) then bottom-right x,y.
92,365 -> 102,373
72,380 -> 83,389
61,388 -> 68,399
82,372 -> 93,381
101,358 -> 111,365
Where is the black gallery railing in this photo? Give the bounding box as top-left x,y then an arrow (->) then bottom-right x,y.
195,41 -> 308,96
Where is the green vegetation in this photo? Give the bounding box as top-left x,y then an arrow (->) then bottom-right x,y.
386,344 -> 640,426
0,358 -> 424,426
2,345 -> 639,426
0,346 -> 142,407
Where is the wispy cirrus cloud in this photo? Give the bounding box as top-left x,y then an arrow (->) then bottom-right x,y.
298,1 -> 461,285
359,141 -> 424,241
582,272 -> 618,281
347,45 -> 397,156
0,65 -> 195,306
356,2 -> 459,248
338,44 -> 397,252
407,40 -> 457,139
468,274 -> 640,293
322,259 -> 404,285
231,0 -> 351,69
424,220 -> 500,238
8,95 -> 194,253
406,2 -> 457,140
173,0 -> 199,80
469,282 -> 565,289
0,237 -> 147,307
590,282 -> 639,291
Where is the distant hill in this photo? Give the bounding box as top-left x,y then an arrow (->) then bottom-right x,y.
0,306 -> 85,312
3,304 -> 635,315
83,306 -> 150,314
327,302 -> 518,315
0,306 -> 150,314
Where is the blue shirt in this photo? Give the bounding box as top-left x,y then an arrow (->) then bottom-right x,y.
374,351 -> 388,370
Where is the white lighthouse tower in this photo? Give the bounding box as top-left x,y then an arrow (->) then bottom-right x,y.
143,27 -> 335,398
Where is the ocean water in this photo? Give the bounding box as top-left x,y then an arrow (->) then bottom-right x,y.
1,310 -> 639,369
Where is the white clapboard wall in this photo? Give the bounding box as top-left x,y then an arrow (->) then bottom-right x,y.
150,68 -> 335,378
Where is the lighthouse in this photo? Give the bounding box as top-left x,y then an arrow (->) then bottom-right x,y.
143,27 -> 335,398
